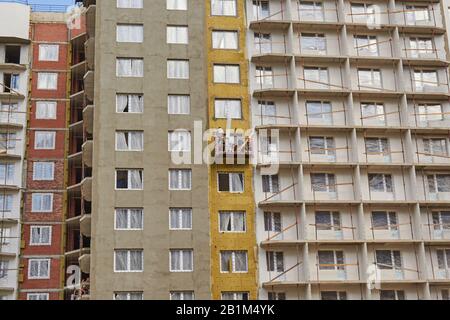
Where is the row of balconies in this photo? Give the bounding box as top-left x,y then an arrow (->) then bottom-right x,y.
254,168 -> 450,203
250,63 -> 450,95
248,0 -> 445,29
258,246 -> 449,286
251,32 -> 447,62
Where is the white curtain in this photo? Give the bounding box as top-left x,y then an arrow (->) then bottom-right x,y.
130,250 -> 143,271
167,0 -> 187,10
0,163 -> 14,184
211,0 -> 236,16
130,209 -> 143,229
181,209 -> 192,229
212,31 -> 237,49
171,251 -> 181,270
230,173 -> 244,192
30,261 -> 39,277
182,250 -> 192,271
39,260 -> 49,277
117,25 -> 143,43
39,44 -> 59,61
36,101 -> 56,119
35,132 -> 55,149
234,252 -> 247,272
0,195 -> 12,212
168,95 -> 190,114
220,212 -> 232,231
260,101 -> 276,124
167,26 -> 188,44
116,95 -> 128,113
37,73 -> 57,90
117,0 -> 143,8
167,60 -> 189,79
116,94 -> 143,113
129,170 -> 143,189
233,212 -> 245,231
42,194 -> 52,211
181,170 -> 191,189
115,209 -> 128,229
169,131 -> 191,151
129,132 -> 143,150
116,132 -> 128,150
215,100 -> 241,119
115,251 -> 128,271
117,59 -> 143,77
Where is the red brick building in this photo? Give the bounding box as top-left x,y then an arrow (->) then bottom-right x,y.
19,13 -> 69,301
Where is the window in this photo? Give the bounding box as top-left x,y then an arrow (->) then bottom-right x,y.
38,44 -> 59,61
211,0 -> 237,16
256,66 -> 273,88
409,37 -> 433,57
264,212 -> 282,232
266,251 -> 284,272
31,193 -> 53,212
116,169 -> 144,190
417,104 -> 443,123
414,69 -> 438,91
428,174 -> 450,193
27,293 -> 49,300
170,291 -> 194,300
116,24 -> 144,43
3,73 -> 19,91
168,131 -> 191,152
0,228 -> 10,245
0,132 -> 16,153
311,173 -> 336,192
219,211 -> 246,232
115,131 -> 144,151
221,292 -> 249,300
117,0 -> 143,8
315,211 -> 341,231
170,208 -> 193,230
33,162 -> 54,181
318,250 -> 344,270
167,26 -> 188,44
214,99 -> 242,119
350,3 -> 377,24
37,73 -> 58,90
116,94 -> 144,113
380,290 -> 405,300
252,0 -> 269,20
220,251 -> 248,273
268,292 -> 286,300
301,33 -> 326,54
167,0 -> 187,10
406,5 -> 430,24
170,249 -> 193,272
168,95 -> 190,115
304,67 -> 329,89
0,260 -> 8,278
423,138 -> 447,157
372,211 -> 398,231
365,138 -> 390,156
5,45 -> 21,64
358,68 -> 382,89
0,163 -> 14,185
361,102 -> 386,124
115,209 -> 144,230
0,103 -> 18,123
218,172 -> 244,192
299,1 -> 324,21
306,101 -> 332,123
433,211 -> 450,231
376,250 -> 402,270
321,291 -> 347,300
116,58 -> 144,77
167,60 -> 189,79
28,259 -> 50,279
258,100 -> 276,124
437,249 -> 450,271
34,131 -> 55,150
354,35 -> 378,56
212,30 -> 238,49
114,292 -> 144,300
114,250 -> 144,272
254,33 -> 272,54
262,175 -> 279,193
213,64 -> 240,83
0,194 -> 13,213
309,136 -> 335,156
36,101 -> 57,119
30,226 -> 52,246
368,173 -> 393,192
169,169 -> 192,190
442,289 -> 450,300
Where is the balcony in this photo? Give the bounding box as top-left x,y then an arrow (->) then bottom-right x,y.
84,37 -> 95,71
83,105 -> 93,135
83,70 -> 94,102
79,252 -> 90,274
85,4 -> 96,39
82,140 -> 93,168
80,214 -> 91,237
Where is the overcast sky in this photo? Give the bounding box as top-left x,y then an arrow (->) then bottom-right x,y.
27,0 -> 74,5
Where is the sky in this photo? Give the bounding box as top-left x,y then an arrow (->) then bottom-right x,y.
27,0 -> 74,4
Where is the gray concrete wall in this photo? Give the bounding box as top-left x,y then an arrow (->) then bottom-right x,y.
90,1 -> 210,299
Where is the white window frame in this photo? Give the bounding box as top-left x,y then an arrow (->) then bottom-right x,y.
218,211 -> 246,233
27,293 -> 50,300
34,131 -> 56,150
115,169 -> 144,190
217,172 -> 244,193
114,208 -> 144,231
169,249 -> 194,272
28,258 -> 51,279
29,226 -> 52,246
168,169 -> 192,191
35,101 -> 57,120
220,250 -> 248,273
33,162 -> 55,181
37,72 -> 58,90
31,193 -> 53,213
169,208 -> 193,230
38,44 -> 59,62
113,249 -> 144,273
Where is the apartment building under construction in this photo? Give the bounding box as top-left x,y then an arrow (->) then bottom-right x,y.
0,0 -> 449,300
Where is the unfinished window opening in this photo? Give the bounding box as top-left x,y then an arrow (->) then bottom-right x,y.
5,46 -> 21,64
